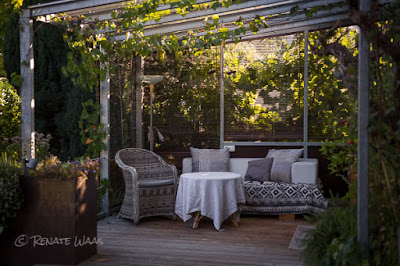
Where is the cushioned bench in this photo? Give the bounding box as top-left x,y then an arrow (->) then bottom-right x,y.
182,157 -> 327,216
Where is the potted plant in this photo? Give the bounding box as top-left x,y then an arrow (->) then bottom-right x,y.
18,156 -> 99,266
1,133 -> 100,266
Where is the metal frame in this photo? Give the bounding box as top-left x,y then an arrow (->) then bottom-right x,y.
357,0 -> 370,252
223,141 -> 325,147
135,56 -> 144,149
220,41 -> 225,149
19,0 -> 374,247
303,29 -> 309,158
222,29 -> 316,155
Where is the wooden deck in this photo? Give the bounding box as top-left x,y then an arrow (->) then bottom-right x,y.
80,214 -> 307,266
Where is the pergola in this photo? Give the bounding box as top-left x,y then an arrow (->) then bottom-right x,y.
19,0 -> 373,248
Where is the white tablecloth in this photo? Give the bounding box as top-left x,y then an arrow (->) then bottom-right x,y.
175,172 -> 245,231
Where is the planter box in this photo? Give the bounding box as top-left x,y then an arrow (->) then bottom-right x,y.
0,174 -> 97,265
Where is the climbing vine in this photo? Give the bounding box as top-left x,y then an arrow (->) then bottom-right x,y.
59,0 -> 273,91
56,0 -> 273,157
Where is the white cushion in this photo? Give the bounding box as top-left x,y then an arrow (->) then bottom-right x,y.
190,147 -> 229,172
291,158 -> 318,184
182,158 -> 257,178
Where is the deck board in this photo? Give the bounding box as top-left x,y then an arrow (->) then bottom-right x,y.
80,214 -> 307,266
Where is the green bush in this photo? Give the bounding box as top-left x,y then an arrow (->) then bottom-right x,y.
0,156 -> 23,234
0,79 -> 20,141
301,203 -> 366,266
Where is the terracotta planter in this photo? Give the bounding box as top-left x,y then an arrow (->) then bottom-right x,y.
0,174 -> 98,266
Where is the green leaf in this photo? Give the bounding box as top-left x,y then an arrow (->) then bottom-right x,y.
290,5 -> 300,15
10,73 -> 22,87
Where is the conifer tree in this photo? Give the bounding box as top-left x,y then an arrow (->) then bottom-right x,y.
3,0 -> 91,159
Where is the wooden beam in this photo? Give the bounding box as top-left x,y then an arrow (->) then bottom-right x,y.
113,0 -> 349,41
100,46 -> 110,216
29,0 -> 126,17
19,9 -> 35,159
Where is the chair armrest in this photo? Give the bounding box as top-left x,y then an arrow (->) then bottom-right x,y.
115,156 -> 139,189
291,158 -> 318,184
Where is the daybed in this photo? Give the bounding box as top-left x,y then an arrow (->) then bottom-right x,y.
182,148 -> 328,216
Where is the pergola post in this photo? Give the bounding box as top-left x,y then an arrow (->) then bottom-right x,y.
19,9 -> 35,158
303,30 -> 309,158
100,47 -> 110,216
220,41 -> 225,149
358,0 -> 370,251
135,56 -> 144,148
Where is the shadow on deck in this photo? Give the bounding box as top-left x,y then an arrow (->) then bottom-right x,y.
80,214 -> 307,266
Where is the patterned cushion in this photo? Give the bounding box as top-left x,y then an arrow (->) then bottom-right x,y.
190,147 -> 229,172
244,158 -> 274,182
266,149 -> 303,183
242,180 -> 327,214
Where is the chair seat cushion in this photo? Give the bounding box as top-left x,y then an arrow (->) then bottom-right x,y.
139,179 -> 175,188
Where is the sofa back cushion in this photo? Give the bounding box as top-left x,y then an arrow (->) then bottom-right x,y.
183,158 -> 261,177
182,157 -> 318,184
244,158 -> 274,182
266,149 -> 303,183
190,147 -> 230,172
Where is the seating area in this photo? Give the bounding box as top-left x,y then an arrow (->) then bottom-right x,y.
182,148 -> 327,217
116,147 -> 327,226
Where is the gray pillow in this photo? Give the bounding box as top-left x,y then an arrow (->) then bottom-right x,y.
244,158 -> 274,182
266,149 -> 303,183
190,147 -> 229,172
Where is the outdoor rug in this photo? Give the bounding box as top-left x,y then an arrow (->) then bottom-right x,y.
289,225 -> 316,250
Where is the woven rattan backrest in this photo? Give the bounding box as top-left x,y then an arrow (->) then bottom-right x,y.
118,148 -> 164,178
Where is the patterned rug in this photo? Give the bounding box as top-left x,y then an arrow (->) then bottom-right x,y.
289,225 -> 315,250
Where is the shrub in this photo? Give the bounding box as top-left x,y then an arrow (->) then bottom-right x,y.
0,79 -> 20,141
0,155 -> 23,234
302,183 -> 366,266
301,204 -> 365,266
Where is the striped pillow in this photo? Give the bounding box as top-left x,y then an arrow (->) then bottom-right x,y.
266,149 -> 303,183
190,147 -> 230,172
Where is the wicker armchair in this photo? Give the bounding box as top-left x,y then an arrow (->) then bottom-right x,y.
115,148 -> 177,224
